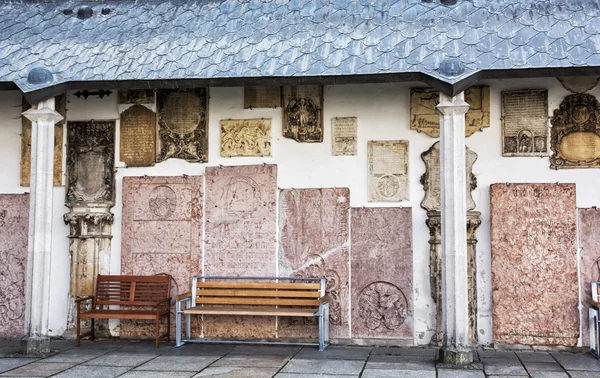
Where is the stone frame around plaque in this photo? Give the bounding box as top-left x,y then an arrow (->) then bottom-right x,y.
501,89 -> 549,157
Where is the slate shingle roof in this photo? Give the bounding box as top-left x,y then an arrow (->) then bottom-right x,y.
2,0 -> 600,101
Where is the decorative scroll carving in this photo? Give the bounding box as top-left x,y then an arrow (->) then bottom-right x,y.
368,140 -> 409,202
66,121 -> 115,204
332,117 -> 358,156
550,93 -> 600,169
244,87 -> 281,108
502,90 -> 549,156
282,86 -> 323,143
358,281 -> 408,331
120,105 -> 156,167
220,119 -> 271,157
21,94 -> 66,187
118,89 -> 155,104
410,86 -> 490,137
156,88 -> 208,162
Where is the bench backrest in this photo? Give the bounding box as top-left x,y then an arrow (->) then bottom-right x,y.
94,275 -> 171,307
593,282 -> 600,302
191,276 -> 326,308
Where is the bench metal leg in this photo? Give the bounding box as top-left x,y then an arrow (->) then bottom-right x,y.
176,300 -> 183,347
324,302 -> 330,348
591,307 -> 600,359
318,301 -> 330,351
186,314 -> 191,340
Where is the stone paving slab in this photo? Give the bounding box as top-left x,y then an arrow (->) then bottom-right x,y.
551,353 -> 600,371
568,372 -> 600,378
52,365 -> 129,378
119,372 -> 195,378
369,354 -> 437,363
229,345 -> 302,356
280,359 -> 365,375
166,344 -> 236,356
366,361 -> 436,371
212,355 -> 289,368
83,352 -> 157,366
275,375 -> 357,378
437,370 -> 485,378
478,350 -> 518,359
41,348 -> 106,363
482,358 -> 529,376
194,366 -> 280,377
522,361 -> 564,372
0,362 -> 75,377
517,352 -> 555,362
0,360 -> 36,374
134,356 -> 218,371
529,372 -> 570,378
293,346 -> 371,360
371,347 -> 436,357
361,369 -> 437,378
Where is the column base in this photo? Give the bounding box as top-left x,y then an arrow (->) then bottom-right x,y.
439,345 -> 474,365
20,335 -> 51,356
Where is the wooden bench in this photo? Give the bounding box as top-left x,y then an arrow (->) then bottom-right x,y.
589,282 -> 600,359
175,276 -> 330,350
76,275 -> 172,348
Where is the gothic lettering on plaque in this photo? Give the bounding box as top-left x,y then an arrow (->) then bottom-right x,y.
244,87 -> 281,108
502,90 -> 549,156
282,85 -> 323,143
368,140 -> 409,202
156,88 -> 208,163
220,119 -> 272,157
332,117 -> 358,156
118,89 -> 155,104
120,105 -> 156,167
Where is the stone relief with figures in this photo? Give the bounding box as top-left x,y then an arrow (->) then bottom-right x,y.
220,119 -> 271,157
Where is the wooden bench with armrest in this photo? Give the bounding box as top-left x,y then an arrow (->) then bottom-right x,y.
175,276 -> 329,351
76,275 -> 172,348
589,281 -> 600,359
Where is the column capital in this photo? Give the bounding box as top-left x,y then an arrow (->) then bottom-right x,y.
22,107 -> 64,124
436,92 -> 470,116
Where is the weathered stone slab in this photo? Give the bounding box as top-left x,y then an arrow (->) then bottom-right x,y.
278,188 -> 350,339
0,194 -> 29,336
119,105 -> 156,167
204,164 -> 277,338
244,87 -> 281,109
490,183 -> 578,345
332,117 -> 358,156
118,89 -> 155,104
121,176 -> 203,338
368,140 -> 409,202
282,86 -> 323,143
579,208 -> 600,347
501,90 -> 549,156
220,119 -> 271,157
350,207 -> 413,339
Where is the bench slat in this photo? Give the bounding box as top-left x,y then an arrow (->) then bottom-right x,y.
195,297 -> 320,306
80,309 -> 169,320
196,282 -> 321,290
184,305 -> 318,317
196,289 -> 321,298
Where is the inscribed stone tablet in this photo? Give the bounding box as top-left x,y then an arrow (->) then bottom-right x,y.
279,188 -> 350,339
501,90 -> 549,156
332,117 -> 358,156
204,164 -> 277,338
410,87 -> 490,137
21,94 -> 65,186
220,119 -> 271,157
118,89 -> 155,104
368,140 -> 409,202
121,176 -> 203,338
350,207 -> 413,339
244,86 -> 281,108
578,208 -> 600,347
120,105 -> 156,166
282,85 -> 323,143
490,183 -> 578,346
0,194 -> 29,337
156,88 -> 208,162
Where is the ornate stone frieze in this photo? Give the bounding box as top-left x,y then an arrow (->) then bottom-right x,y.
220,119 -> 271,157
282,85 -> 323,143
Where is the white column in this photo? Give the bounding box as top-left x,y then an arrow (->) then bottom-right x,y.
437,92 -> 472,364
22,98 -> 63,355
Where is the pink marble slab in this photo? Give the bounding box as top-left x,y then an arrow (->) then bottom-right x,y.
204,164 -> 277,338
350,207 -> 413,339
278,188 -> 350,339
121,176 -> 203,338
579,208 -> 600,347
490,183 -> 578,346
0,194 -> 29,336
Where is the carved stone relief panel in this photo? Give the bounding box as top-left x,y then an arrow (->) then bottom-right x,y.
244,86 -> 281,108
490,183 -> 578,346
118,89 -> 155,104
579,208 -> 600,347
332,117 -> 358,156
350,207 -> 413,339
156,88 -> 208,163
282,85 -> 323,143
0,194 -> 29,336
220,119 -> 272,157
204,164 -> 277,338
120,176 -> 203,338
279,188 -> 350,339
410,86 -> 490,137
550,93 -> 600,169
558,76 -> 600,94
119,105 -> 156,167
502,90 -> 549,156
420,141 -> 477,211
66,121 -> 115,204
21,94 -> 66,186
368,140 -> 409,202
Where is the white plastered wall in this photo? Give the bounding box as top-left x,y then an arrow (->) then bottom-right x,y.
1,78 -> 599,344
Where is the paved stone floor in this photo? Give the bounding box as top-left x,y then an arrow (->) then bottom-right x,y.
1,339 -> 600,377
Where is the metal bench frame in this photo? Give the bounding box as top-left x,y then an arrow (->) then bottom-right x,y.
590,282 -> 600,359
175,276 -> 329,351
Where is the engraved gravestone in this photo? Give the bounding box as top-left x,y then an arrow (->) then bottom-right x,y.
120,105 -> 156,167
502,90 -> 549,156
578,208 -> 600,347
368,140 -> 409,202
220,119 -> 271,157
332,117 -> 358,156
244,87 -> 281,108
283,86 -> 323,143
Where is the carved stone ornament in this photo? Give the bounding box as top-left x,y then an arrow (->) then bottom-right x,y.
368,140 -> 409,202
283,85 -> 323,143
156,88 -> 208,162
557,76 -> 600,94
118,89 -> 155,104
501,90 -> 549,157
220,119 -> 271,157
66,121 -> 115,204
550,93 -> 600,169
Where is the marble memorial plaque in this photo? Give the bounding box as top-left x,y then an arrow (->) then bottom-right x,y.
410,86 -> 490,137
579,208 -> 600,347
204,164 -> 277,338
118,89 -> 155,104
66,120 -> 115,204
121,176 -> 203,338
490,183 -> 578,346
420,141 -> 477,211
502,90 -> 549,156
244,86 -> 281,108
282,85 -> 323,143
0,195 -> 29,336
550,93 -> 600,169
350,207 -> 413,339
332,117 -> 358,156
21,94 -> 65,187
156,88 -> 208,163
279,188 -> 350,339
368,140 -> 409,202
220,119 -> 271,157
120,105 -> 156,167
